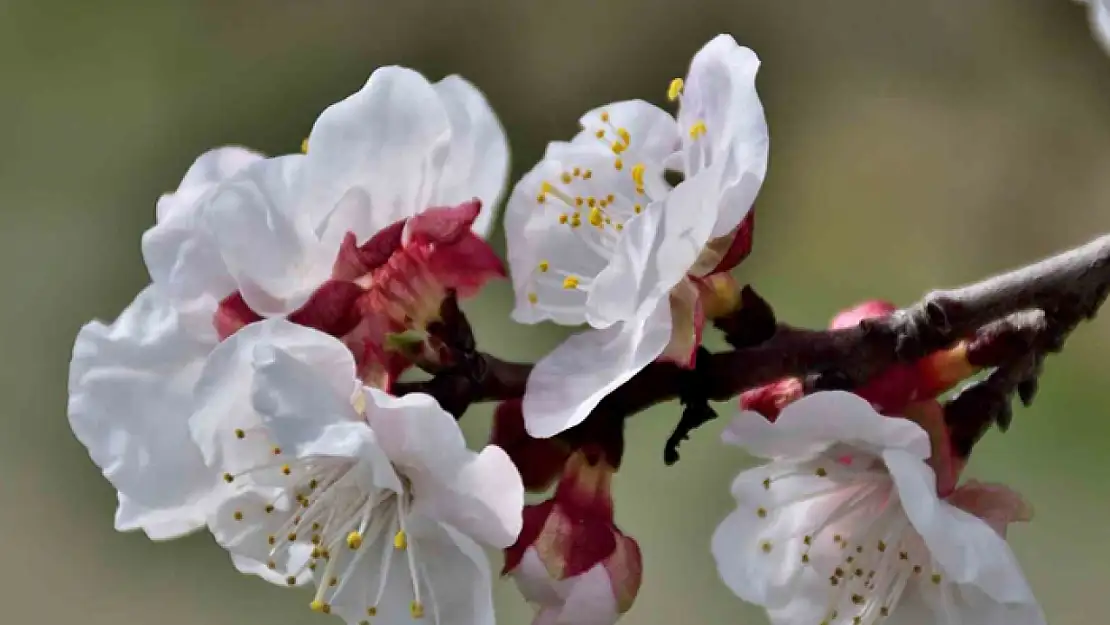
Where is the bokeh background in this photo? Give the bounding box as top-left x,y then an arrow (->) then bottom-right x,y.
3,0 -> 1109,623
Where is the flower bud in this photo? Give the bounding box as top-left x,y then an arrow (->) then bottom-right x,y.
504,450 -> 642,625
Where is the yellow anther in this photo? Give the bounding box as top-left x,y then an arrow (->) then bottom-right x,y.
615,223 -> 624,231
595,129 -> 605,139
410,601 -> 425,619
329,576 -> 338,587
880,607 -> 890,617
308,562 -> 317,571
528,293 -> 538,304
310,600 -> 331,614
611,142 -> 626,155
631,163 -> 645,188
604,216 -> 611,224
617,128 -> 631,145
393,529 -> 408,550
285,576 -> 297,586
667,77 -> 685,101
367,607 -> 378,617
801,554 -> 810,564
756,507 -> 767,518
587,197 -> 597,208
760,540 -> 773,553
558,214 -> 569,224
815,467 -> 828,477
573,167 -> 581,176
913,565 -> 923,574
536,193 -> 546,204
287,532 -> 297,541
538,260 -> 549,272
851,594 -> 864,605
222,473 -> 234,483
762,478 -> 771,489
614,158 -> 623,170
347,531 -> 363,550
234,428 -> 245,439
311,534 -> 322,545
575,197 -> 584,206
562,276 -> 580,290
272,446 -> 281,455
605,194 -> 614,203
583,169 -> 593,179
233,510 -> 243,521
931,573 -> 942,584
877,540 -> 887,552
561,172 -> 572,184
309,479 -> 319,490
689,120 -> 707,139
570,214 -> 582,228
301,138 -> 309,154
267,559 -> 276,569
267,535 -> 276,546
633,204 -> 643,214
600,111 -> 610,122
264,504 -> 275,514
281,464 -> 291,475
589,207 -> 604,227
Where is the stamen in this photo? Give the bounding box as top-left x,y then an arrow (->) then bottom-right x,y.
667,78 -> 684,101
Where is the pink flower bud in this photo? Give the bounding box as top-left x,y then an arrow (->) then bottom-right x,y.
738,377 -> 804,421
504,451 -> 643,625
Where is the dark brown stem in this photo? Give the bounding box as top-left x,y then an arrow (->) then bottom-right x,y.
399,234 -> 1110,454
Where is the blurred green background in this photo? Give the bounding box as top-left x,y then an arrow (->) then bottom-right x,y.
3,0 -> 1109,623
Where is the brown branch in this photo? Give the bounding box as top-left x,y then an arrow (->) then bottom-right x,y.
397,234 -> 1110,458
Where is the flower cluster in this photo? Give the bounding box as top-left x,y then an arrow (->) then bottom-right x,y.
67,33 -> 1064,625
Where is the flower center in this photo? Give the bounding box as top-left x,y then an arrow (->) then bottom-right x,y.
526,110 -> 660,308
227,454 -> 427,621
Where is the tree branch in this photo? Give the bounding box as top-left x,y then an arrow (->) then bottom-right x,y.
397,234 -> 1110,457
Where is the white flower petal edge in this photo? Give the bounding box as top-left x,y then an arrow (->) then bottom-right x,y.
711,391 -> 1045,625
432,75 -> 511,238
67,286 -> 219,539
1085,0 -> 1110,55
143,146 -> 262,332
191,319 -> 522,623
522,301 -> 673,438
305,66 -> 506,245
675,34 -> 769,239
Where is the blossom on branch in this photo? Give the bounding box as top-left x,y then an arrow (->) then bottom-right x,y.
504,449 -> 642,625
712,391 -> 1044,625
196,320 -> 523,624
506,34 -> 769,438
67,65 -> 509,539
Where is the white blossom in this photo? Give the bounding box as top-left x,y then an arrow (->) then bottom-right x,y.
195,319 -> 524,625
68,66 -> 508,539
505,34 -> 768,438
711,391 -> 1045,625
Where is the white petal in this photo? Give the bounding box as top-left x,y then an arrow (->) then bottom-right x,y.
523,300 -> 672,438
208,489 -> 314,586
201,154 -> 332,316
363,389 -> 524,547
711,458 -> 858,608
1091,0 -> 1110,55
328,519 -> 496,625
190,319 -> 358,477
504,149 -> 638,326
431,75 -> 510,239
156,146 -> 265,222
144,147 -> 262,330
883,449 -> 1038,606
586,163 -> 719,328
678,34 -> 768,238
721,391 -> 932,460
304,66 -> 451,241
548,100 -> 679,166
251,339 -> 376,461
551,564 -> 621,625
67,286 -> 217,539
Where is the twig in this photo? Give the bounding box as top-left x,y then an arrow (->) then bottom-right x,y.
397,234 -> 1110,457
